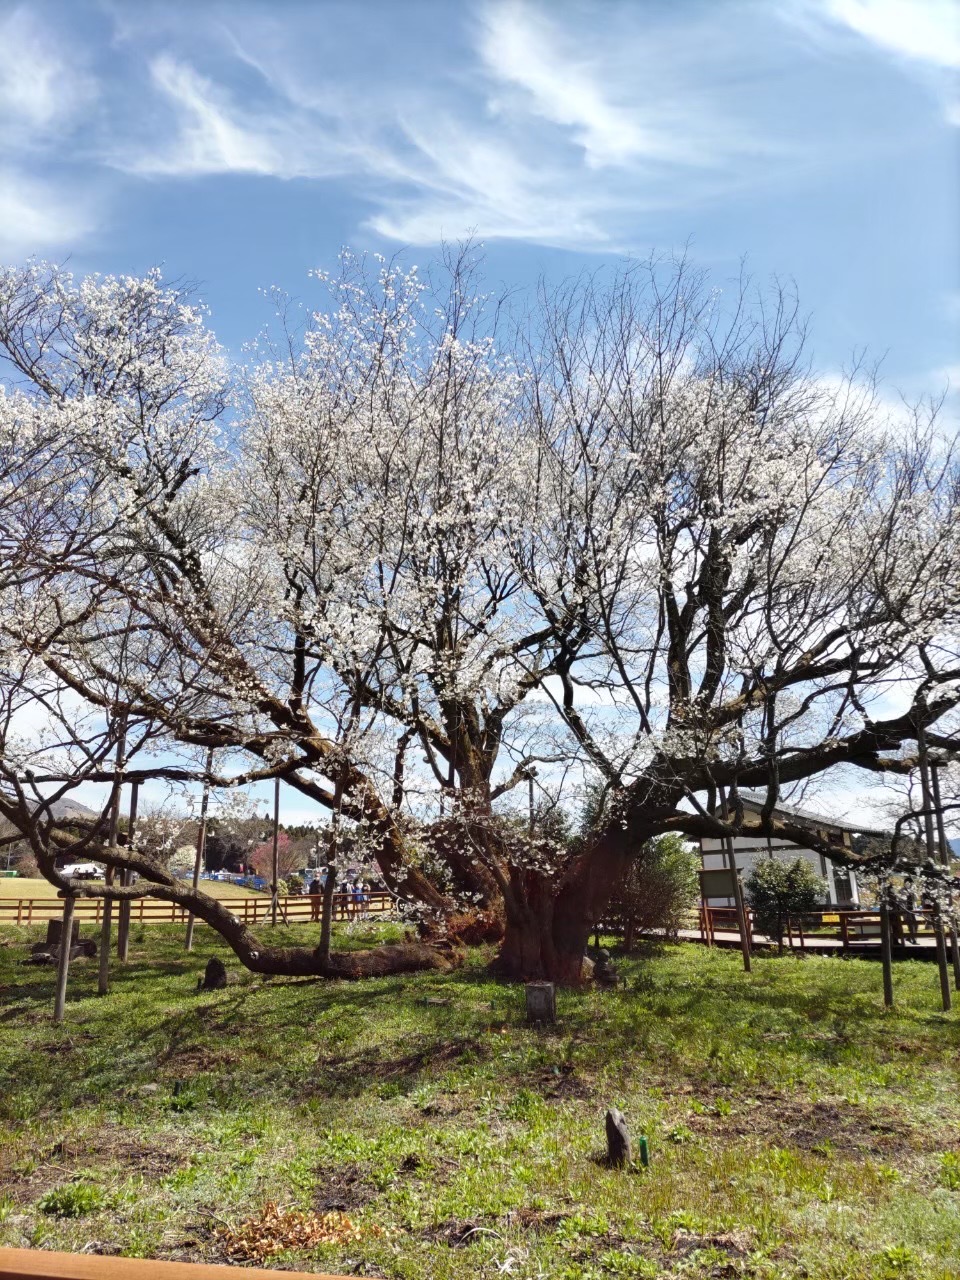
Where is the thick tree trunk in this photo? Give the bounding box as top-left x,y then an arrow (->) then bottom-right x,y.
493,830 -> 639,985
492,868 -> 588,985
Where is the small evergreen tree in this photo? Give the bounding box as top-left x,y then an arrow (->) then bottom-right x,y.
606,833 -> 700,945
745,858 -> 827,952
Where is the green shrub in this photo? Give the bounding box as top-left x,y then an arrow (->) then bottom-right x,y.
939,1151 -> 960,1190
38,1181 -> 105,1218
745,857 -> 826,949
606,833 -> 700,941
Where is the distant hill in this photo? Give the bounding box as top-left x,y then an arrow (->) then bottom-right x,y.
49,798 -> 98,820
0,796 -> 98,838
952,838 -> 960,860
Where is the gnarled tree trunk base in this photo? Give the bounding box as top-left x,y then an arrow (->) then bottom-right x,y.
241,941 -> 465,979
492,914 -> 591,987
420,908 -> 505,948
322,942 -> 464,979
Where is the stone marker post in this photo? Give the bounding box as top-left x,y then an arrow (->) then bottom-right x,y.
525,980 -> 556,1024
605,1108 -> 632,1167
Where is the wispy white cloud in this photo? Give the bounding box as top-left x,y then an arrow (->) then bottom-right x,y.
2,0 -> 955,260
133,55 -> 285,177
794,0 -> 960,123
477,0 -> 653,169
0,7 -> 99,255
0,168 -> 98,258
820,0 -> 959,68
112,0 -> 777,250
125,52 -> 361,183
0,6 -> 97,139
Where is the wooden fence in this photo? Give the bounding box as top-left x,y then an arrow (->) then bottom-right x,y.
697,904 -> 939,951
0,891 -> 397,928
0,1246 -> 360,1279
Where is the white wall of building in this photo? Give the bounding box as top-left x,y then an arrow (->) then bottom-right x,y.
700,836 -> 859,908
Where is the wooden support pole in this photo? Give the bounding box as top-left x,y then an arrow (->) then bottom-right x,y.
185,750 -> 214,953
719,786 -> 751,973
53,895 -> 76,1023
934,913 -> 953,1012
317,765 -> 348,963
879,895 -> 894,1008
918,723 -> 952,1012
929,761 -> 960,990
98,722 -> 127,997
117,780 -> 139,962
270,776 -> 281,927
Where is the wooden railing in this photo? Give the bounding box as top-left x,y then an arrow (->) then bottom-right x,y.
698,904 -> 938,950
0,1246 -> 359,1279
0,891 -> 397,927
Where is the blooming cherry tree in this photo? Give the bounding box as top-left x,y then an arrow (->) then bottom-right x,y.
0,251 -> 956,984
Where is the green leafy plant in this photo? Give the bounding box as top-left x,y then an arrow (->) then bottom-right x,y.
939,1151 -> 960,1190
745,857 -> 827,951
664,1123 -> 694,1144
38,1181 -> 105,1218
605,833 -> 700,942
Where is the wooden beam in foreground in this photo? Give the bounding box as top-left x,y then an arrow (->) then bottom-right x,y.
0,1248 -> 363,1280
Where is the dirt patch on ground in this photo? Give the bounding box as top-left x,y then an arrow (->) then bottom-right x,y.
416,1094 -> 465,1119
532,1064 -> 594,1101
155,1045 -> 242,1078
0,1126 -> 193,1206
686,1091 -> 921,1158
421,1216 -> 505,1247
313,1035 -> 488,1096
312,1162 -> 380,1212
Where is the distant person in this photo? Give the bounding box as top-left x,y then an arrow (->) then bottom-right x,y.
309,877 -> 322,922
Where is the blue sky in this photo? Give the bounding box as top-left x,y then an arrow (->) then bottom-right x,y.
2,0 -> 958,830
1,0 -> 957,400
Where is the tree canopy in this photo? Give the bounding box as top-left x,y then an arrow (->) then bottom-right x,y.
0,248 -> 957,982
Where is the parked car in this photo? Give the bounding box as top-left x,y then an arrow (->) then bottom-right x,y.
59,863 -> 103,880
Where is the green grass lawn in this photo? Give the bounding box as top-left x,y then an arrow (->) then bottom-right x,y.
1,923 -> 958,1279
0,877 -> 258,900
